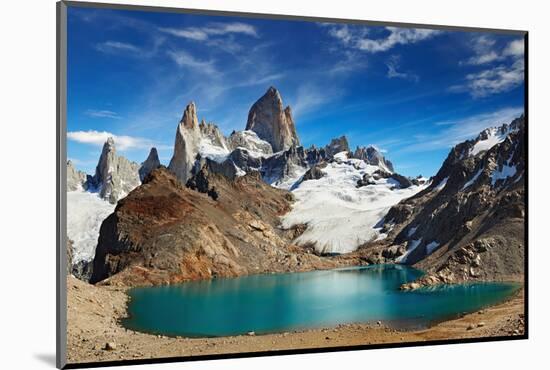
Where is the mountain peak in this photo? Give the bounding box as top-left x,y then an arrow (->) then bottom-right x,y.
245,87 -> 299,152
91,138 -> 141,204
180,102 -> 199,129
325,136 -> 350,157
105,137 -> 115,150
139,147 -> 161,181
266,86 -> 279,96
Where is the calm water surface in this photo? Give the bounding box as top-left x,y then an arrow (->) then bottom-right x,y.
122,265 -> 520,337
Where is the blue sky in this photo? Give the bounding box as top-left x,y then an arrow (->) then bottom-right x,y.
67,6 -> 525,177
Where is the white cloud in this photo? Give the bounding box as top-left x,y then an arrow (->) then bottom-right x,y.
68,130 -> 160,151
454,37 -> 525,98
159,28 -> 208,40
402,107 -> 524,152
452,58 -> 524,98
95,37 -> 166,59
159,22 -> 258,41
464,59 -> 524,98
462,36 -> 503,65
95,41 -> 141,54
325,24 -> 440,53
166,50 -> 218,75
386,55 -> 419,82
327,50 -> 368,75
503,39 -> 525,57
84,109 -> 120,119
358,27 -> 440,53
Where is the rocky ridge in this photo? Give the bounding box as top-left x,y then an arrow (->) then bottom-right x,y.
90,167 -> 341,286
67,160 -> 88,191
380,116 -> 525,287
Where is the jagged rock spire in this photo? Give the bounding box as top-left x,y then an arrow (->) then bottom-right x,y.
139,147 -> 161,181
168,102 -> 202,182
91,137 -> 141,204
245,86 -> 300,152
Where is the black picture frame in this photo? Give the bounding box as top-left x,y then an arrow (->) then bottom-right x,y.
56,1 -> 528,368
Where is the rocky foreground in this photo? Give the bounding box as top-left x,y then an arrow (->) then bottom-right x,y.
66,275 -> 525,365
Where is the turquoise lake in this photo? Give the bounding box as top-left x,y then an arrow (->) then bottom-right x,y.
122,265 -> 520,337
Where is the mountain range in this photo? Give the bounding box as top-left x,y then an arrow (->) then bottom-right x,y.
67,86 -> 525,288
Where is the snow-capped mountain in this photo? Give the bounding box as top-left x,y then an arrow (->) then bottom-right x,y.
67,85 -> 524,287
66,138 -> 160,280
380,115 -> 525,286
67,86 -> 420,279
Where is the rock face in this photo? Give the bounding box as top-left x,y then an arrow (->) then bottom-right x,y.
90,167 -> 335,286
301,162 -> 327,182
67,239 -> 74,274
67,160 -> 88,191
139,147 -> 161,181
168,102 -> 202,183
382,116 -> 525,285
199,119 -> 228,150
245,87 -> 300,152
227,130 -> 273,156
89,138 -> 141,204
352,146 -> 394,173
262,146 -> 308,185
325,136 -> 350,157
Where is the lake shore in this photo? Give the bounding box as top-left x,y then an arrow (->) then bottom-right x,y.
66,276 -> 525,365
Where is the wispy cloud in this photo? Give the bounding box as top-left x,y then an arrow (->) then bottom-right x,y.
68,130 -> 169,151
462,36 -> 502,65
327,50 -> 368,75
456,59 -> 524,98
95,40 -> 141,54
452,37 -> 525,98
84,109 -> 121,119
166,50 -> 218,76
291,84 -> 342,118
95,37 -> 166,59
386,55 -> 419,82
159,22 -> 258,41
401,107 -> 524,153
324,24 -> 441,53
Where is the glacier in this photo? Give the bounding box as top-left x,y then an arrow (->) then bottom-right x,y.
67,190 -> 115,264
280,152 -> 427,254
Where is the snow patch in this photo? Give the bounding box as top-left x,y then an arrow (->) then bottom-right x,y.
462,169 -> 482,190
434,176 -> 449,191
407,226 -> 418,237
67,190 -> 116,263
396,238 -> 423,264
198,138 -> 230,163
425,241 -> 441,255
491,164 -> 517,186
281,154 -> 427,254
235,130 -> 273,157
470,127 -> 507,156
